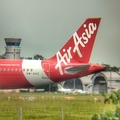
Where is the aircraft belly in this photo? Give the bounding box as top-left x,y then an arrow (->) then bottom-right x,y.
22,60 -> 54,87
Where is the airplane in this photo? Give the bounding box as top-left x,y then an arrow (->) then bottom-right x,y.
57,84 -> 75,94
0,18 -> 104,89
74,89 -> 89,94
57,84 -> 88,94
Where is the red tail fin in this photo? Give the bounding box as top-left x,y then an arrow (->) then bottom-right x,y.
50,18 -> 101,63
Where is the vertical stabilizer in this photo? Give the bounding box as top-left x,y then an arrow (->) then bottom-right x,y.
50,18 -> 101,63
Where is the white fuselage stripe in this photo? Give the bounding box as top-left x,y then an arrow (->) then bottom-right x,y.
22,60 -> 54,87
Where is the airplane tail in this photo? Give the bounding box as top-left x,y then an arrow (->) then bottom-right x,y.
49,18 -> 101,63
57,84 -> 63,89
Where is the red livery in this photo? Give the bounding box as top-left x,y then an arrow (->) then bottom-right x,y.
0,18 -> 104,89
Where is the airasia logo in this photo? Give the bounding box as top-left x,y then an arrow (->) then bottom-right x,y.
55,23 -> 97,75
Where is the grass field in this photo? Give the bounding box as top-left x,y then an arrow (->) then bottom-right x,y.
0,93 -> 116,120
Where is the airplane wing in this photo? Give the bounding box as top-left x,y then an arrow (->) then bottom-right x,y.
64,64 -> 90,74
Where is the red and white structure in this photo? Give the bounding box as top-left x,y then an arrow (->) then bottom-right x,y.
0,18 -> 104,89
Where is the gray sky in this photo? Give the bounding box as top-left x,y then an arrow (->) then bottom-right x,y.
0,0 -> 120,66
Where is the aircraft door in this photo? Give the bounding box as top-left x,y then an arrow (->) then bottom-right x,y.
42,63 -> 50,79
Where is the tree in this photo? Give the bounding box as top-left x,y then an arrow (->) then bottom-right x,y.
33,54 -> 45,60
91,90 -> 120,119
111,66 -> 119,72
0,54 -> 5,59
102,64 -> 111,71
102,64 -> 119,72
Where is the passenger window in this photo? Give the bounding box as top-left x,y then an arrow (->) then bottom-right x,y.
15,68 -> 18,71
7,68 -> 10,71
3,68 -> 6,71
27,69 -> 29,71
23,69 -> 25,71
0,68 -> 2,71
31,69 -> 33,71
11,68 -> 14,71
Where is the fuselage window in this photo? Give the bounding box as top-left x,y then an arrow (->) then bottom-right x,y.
11,68 -> 14,71
15,68 -> 18,71
31,69 -> 33,71
27,69 -> 29,71
23,69 -> 25,71
0,68 -> 2,71
3,68 -> 6,71
7,68 -> 10,71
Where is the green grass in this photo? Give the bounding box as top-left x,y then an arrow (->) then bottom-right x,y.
0,93 -> 116,120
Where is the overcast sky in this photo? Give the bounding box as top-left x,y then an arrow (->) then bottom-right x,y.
0,0 -> 120,66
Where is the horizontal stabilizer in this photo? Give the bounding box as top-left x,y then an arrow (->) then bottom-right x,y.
64,64 -> 90,74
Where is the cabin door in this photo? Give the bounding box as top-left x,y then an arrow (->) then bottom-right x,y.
42,63 -> 50,79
